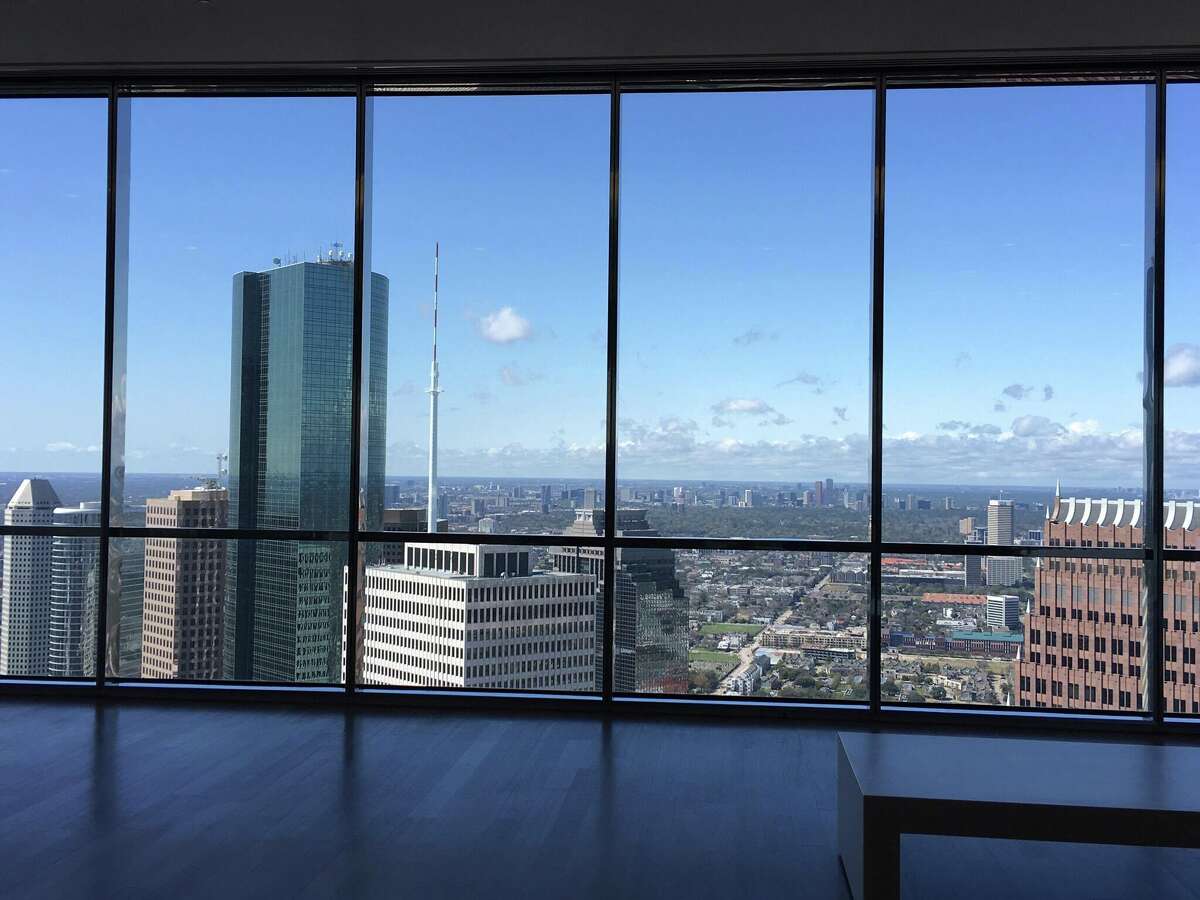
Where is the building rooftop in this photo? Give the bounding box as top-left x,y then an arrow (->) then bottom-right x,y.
7,478 -> 60,509
1047,496 -> 1200,530
949,631 -> 1024,643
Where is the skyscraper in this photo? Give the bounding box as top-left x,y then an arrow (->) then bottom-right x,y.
1,479 -> 60,675
551,508 -> 688,694
142,486 -> 228,680
49,502 -> 101,678
354,542 -> 596,690
225,257 -> 389,681
986,498 -> 1021,587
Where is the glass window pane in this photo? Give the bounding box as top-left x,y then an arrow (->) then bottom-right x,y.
1160,81 -> 1200,717
617,89 -> 873,540
1,488 -> 99,678
365,94 -> 609,537
882,551 -> 1147,712
355,540 -> 601,693
883,85 -> 1148,545
112,537 -> 346,684
619,547 -> 869,699
118,96 -> 357,530
0,98 -> 107,501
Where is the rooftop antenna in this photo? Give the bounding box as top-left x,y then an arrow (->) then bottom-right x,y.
427,242 -> 441,533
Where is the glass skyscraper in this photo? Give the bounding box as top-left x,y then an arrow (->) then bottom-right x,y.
49,503 -> 101,678
225,258 -> 388,682
553,508 -> 689,694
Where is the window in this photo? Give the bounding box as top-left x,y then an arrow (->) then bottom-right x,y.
365,92 -> 609,536
618,88 -> 873,540
0,75 -> 1194,725
884,85 -> 1146,544
0,98 -> 107,488
120,95 -> 357,530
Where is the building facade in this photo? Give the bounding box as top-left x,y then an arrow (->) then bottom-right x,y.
225,258 -> 388,682
1014,495 -> 1200,713
354,542 -> 596,691
48,502 -> 101,677
142,486 -> 228,680
986,594 -> 1021,630
551,507 -> 689,694
1,478 -> 60,675
986,499 -> 1021,587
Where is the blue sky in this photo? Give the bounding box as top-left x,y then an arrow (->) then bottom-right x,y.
3,86 -> 1200,488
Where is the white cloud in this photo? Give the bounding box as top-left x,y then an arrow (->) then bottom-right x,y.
1011,415 -> 1065,438
711,398 -> 793,428
479,307 -> 532,343
1165,343 -> 1200,387
381,410 -> 1184,484
713,398 -> 773,416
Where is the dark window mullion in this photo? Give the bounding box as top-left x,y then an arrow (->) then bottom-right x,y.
868,76 -> 887,717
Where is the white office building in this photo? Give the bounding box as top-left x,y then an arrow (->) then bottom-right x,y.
986,594 -> 1022,631
1,479 -> 61,675
351,542 -> 597,690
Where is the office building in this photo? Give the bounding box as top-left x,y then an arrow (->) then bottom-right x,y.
1014,495 -> 1200,712
141,486 -> 229,680
987,499 -> 1014,544
551,507 -> 688,693
813,481 -> 824,507
964,530 -> 985,590
1,478 -> 60,676
986,594 -> 1021,630
225,257 -> 389,681
986,499 -> 1021,587
354,542 -> 596,690
48,502 -> 101,677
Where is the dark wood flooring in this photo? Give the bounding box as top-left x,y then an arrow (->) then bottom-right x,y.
1,700 -> 1198,899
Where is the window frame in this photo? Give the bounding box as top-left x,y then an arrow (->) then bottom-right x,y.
0,69 -> 1196,735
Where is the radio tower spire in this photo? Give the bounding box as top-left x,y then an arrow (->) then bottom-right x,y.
427,242 -> 441,532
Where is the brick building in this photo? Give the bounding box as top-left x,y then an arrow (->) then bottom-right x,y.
1014,493 -> 1200,713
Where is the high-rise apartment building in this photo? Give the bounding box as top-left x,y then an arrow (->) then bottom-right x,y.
142,486 -> 229,680
1014,495 -> 1200,713
225,258 -> 389,682
551,508 -> 688,694
986,499 -> 1021,587
1,479 -> 60,675
354,542 -> 596,690
48,502 -> 101,677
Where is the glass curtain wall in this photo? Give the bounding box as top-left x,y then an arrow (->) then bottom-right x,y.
0,73 -> 1194,723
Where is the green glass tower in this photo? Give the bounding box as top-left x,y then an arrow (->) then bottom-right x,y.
225,257 -> 388,682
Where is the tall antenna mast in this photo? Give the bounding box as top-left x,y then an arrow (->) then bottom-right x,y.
427,242 -> 441,532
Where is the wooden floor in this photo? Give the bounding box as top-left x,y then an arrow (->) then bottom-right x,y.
1,700 -> 1199,899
